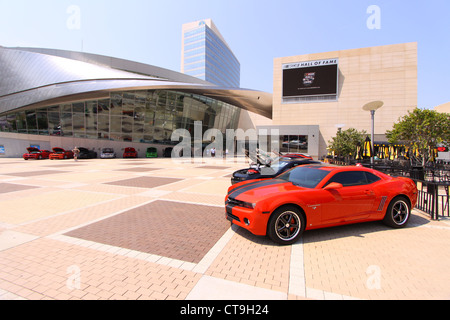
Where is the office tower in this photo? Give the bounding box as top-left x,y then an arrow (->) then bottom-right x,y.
181,19 -> 240,88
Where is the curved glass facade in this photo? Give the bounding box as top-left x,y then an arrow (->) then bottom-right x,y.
0,90 -> 241,145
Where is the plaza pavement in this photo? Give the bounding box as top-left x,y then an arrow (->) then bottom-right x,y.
0,156 -> 449,300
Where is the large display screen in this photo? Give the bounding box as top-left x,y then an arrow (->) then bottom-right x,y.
282,59 -> 339,98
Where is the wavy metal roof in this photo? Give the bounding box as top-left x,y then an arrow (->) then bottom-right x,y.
0,47 -> 272,118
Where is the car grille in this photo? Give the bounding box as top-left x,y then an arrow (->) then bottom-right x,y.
226,211 -> 241,222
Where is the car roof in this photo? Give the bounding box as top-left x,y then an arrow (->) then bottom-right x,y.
300,164 -> 378,173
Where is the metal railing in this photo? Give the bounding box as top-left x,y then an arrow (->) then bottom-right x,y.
413,180 -> 450,220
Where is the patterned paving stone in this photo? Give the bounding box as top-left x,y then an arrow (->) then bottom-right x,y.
104,176 -> 182,188
64,200 -> 230,264
0,183 -> 40,194
4,170 -> 68,177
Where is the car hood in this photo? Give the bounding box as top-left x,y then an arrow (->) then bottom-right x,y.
227,179 -> 302,202
26,147 -> 40,153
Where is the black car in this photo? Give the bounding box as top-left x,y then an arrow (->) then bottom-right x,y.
231,158 -> 320,184
78,147 -> 98,159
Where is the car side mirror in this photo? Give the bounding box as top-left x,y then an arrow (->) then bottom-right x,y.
324,182 -> 343,190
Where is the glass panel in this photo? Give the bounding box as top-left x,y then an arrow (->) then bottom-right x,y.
110,116 -> 121,133
48,111 -> 61,135
122,117 -> 133,134
61,104 -> 72,113
36,110 -> 49,135
61,112 -> 73,137
48,105 -> 60,113
97,114 -> 109,140
26,111 -> 37,134
16,112 -> 27,133
72,102 -> 85,113
0,116 -> 6,132
6,114 -> 17,132
98,99 -> 110,113
86,132 -> 98,140
110,94 -> 122,115
72,113 -> 85,131
122,99 -> 135,118
132,134 -> 144,143
109,133 -> 123,141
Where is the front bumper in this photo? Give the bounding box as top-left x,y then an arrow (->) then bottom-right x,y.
225,199 -> 270,236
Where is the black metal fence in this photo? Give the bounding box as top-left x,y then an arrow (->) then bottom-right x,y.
372,163 -> 450,220
327,158 -> 450,220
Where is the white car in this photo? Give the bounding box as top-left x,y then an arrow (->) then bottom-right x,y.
100,148 -> 116,159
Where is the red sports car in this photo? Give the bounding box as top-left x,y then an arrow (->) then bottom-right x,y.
225,164 -> 418,245
23,147 -> 51,160
123,147 -> 138,158
49,147 -> 74,160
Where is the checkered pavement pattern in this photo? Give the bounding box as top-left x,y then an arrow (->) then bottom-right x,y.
0,157 -> 449,300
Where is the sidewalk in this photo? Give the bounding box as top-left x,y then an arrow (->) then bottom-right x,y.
0,157 -> 449,300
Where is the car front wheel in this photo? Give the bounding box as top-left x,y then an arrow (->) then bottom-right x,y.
383,196 -> 410,228
267,206 -> 305,245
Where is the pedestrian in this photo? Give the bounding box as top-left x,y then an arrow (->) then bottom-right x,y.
211,147 -> 216,157
72,146 -> 80,161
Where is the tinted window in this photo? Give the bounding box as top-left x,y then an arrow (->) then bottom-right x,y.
278,166 -> 330,188
324,171 -> 380,187
365,172 -> 381,184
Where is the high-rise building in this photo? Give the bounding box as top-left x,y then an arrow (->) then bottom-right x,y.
181,19 -> 240,88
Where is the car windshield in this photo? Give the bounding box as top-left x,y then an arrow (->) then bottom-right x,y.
260,161 -> 289,174
278,166 -> 330,188
103,149 -> 113,153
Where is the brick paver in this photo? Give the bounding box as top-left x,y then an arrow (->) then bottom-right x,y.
0,157 -> 449,300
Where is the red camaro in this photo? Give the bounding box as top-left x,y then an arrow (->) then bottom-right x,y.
49,147 -> 74,160
123,147 -> 138,158
23,147 -> 51,160
225,164 -> 418,245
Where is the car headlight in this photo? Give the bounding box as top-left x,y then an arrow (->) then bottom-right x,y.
226,197 -> 256,209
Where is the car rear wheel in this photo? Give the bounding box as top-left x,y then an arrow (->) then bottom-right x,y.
267,206 -> 305,245
383,196 -> 410,228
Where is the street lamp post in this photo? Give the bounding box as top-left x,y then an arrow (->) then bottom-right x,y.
362,101 -> 384,167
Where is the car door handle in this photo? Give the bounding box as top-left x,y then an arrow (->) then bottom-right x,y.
364,190 -> 375,196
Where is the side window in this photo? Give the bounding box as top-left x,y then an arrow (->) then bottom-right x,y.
324,171 -> 368,187
364,172 -> 381,184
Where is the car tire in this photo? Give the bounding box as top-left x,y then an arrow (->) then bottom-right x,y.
383,196 -> 410,228
267,206 -> 305,245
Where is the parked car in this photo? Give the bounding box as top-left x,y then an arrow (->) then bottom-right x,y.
100,148 -> 116,159
146,147 -> 158,158
225,164 -> 418,245
78,147 -> 97,159
49,147 -> 74,160
231,158 -> 320,184
23,147 -> 51,160
163,147 -> 173,158
123,147 -> 138,158
281,153 -> 313,160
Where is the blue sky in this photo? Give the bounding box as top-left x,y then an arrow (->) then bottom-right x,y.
1,0 -> 449,108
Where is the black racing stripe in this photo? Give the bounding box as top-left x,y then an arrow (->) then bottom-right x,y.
227,179 -> 268,196
228,179 -> 286,199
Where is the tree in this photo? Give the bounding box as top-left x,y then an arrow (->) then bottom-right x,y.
386,108 -> 450,166
328,128 -> 367,160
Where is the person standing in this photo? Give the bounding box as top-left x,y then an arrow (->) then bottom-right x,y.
72,146 -> 80,161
